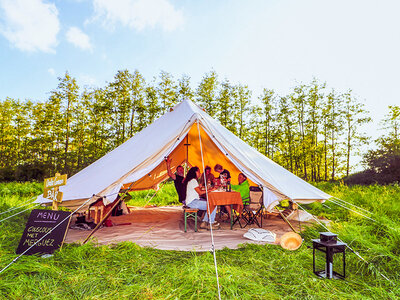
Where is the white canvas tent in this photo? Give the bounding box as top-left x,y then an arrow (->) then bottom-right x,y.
36,99 -> 331,211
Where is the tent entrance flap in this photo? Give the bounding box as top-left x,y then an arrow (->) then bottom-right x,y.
186,124 -> 246,183
121,136 -> 187,191
122,123 -> 255,191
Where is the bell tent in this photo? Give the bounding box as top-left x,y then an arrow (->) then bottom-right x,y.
36,99 -> 331,211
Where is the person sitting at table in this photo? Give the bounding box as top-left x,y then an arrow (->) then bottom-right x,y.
199,166 -> 215,189
231,173 -> 250,205
214,164 -> 233,221
183,166 -> 220,230
214,164 -> 231,187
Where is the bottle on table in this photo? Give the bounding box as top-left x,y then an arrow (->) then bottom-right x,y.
226,182 -> 231,192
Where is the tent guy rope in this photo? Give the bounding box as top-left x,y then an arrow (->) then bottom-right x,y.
332,196 -> 373,215
332,197 -> 372,214
326,197 -> 396,231
197,120 -> 222,300
0,196 -> 36,216
0,191 -> 121,224
0,204 -> 40,223
142,181 -> 166,207
327,198 -> 377,222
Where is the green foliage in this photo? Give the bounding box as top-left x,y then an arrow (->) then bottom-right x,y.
232,84 -> 252,139
0,182 -> 399,299
345,105 -> 400,185
216,79 -> 234,131
0,182 -> 42,199
177,74 -> 194,101
378,105 -> 400,147
157,71 -> 178,114
0,70 -> 378,183
347,146 -> 400,185
196,70 -> 219,117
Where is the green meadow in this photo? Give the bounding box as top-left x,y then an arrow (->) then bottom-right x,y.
0,182 -> 399,299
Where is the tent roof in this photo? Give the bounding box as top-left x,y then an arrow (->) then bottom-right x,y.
36,99 -> 331,211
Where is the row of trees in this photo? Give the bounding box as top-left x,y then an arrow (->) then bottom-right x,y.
346,105 -> 400,185
0,69 -> 385,182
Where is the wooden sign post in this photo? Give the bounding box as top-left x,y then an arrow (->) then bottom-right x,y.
14,174 -> 70,256
43,173 -> 67,210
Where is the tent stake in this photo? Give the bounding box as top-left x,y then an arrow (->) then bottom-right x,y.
82,198 -> 122,244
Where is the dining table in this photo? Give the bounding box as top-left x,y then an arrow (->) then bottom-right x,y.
207,190 -> 243,229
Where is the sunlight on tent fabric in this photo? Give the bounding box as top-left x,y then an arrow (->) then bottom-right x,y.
123,124 -> 254,191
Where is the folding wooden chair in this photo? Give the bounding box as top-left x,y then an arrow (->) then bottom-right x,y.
233,186 -> 264,228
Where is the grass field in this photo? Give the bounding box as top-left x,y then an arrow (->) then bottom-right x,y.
0,181 -> 399,299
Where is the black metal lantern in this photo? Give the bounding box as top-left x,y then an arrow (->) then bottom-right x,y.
312,232 -> 347,279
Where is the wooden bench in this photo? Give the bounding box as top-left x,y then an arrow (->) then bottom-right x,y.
183,206 -> 199,232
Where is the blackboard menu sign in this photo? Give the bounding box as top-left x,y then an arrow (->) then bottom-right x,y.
16,209 -> 72,255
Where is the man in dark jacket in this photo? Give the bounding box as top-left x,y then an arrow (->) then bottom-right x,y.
166,157 -> 185,203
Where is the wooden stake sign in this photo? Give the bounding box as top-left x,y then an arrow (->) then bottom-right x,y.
43,188 -> 63,202
43,173 -> 67,210
44,174 -> 67,189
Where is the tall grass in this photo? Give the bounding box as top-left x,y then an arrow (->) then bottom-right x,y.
125,181 -> 181,207
0,182 -> 399,299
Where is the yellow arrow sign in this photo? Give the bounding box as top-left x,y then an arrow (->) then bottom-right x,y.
44,174 -> 67,189
44,188 -> 63,203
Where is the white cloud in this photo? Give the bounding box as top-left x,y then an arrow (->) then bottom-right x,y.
91,0 -> 184,32
48,68 -> 55,76
66,27 -> 93,51
0,0 -> 59,52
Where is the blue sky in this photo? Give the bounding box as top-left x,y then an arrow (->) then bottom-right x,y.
1,0 -> 399,139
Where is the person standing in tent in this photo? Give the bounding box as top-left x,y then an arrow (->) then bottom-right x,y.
165,157 -> 185,203
231,173 -> 250,205
183,166 -> 220,230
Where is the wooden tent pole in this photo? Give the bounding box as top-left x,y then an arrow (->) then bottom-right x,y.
184,135 -> 190,176
143,181 -> 166,207
276,207 -> 298,233
82,198 -> 122,244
